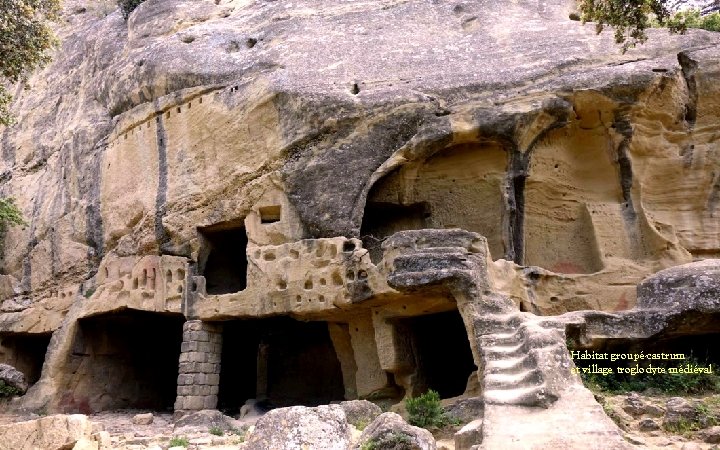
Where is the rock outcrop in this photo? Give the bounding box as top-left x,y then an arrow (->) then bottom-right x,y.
0,414 -> 101,450
355,412 -> 436,450
243,405 -> 351,450
0,363 -> 28,394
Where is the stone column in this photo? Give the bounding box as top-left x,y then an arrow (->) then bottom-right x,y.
174,320 -> 222,414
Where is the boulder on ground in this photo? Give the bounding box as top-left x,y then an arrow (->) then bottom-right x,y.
355,412 -> 436,450
339,400 -> 382,429
131,413 -> 153,425
244,404 -> 350,450
174,409 -> 237,434
0,363 -> 28,394
663,397 -> 698,429
0,414 -> 99,450
700,426 -> 720,444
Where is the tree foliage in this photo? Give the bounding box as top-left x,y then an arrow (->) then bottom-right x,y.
663,9 -> 720,32
0,0 -> 60,126
579,0 -> 720,52
0,197 -> 26,232
578,0 -> 679,51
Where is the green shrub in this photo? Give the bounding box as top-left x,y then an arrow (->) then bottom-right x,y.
661,9 -> 720,32
361,432 -> 412,450
168,436 -> 189,447
405,389 -> 459,429
118,0 -> 145,19
0,381 -> 21,398
208,426 -> 223,436
0,198 -> 26,232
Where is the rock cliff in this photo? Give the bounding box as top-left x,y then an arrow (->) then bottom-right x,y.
0,0 -> 719,447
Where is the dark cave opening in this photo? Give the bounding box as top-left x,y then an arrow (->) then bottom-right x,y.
218,317 -> 346,415
0,332 -> 52,385
70,310 -> 184,411
396,310 -> 477,399
199,224 -> 249,295
360,202 -> 430,263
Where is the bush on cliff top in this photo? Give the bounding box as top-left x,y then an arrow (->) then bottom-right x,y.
118,0 -> 145,19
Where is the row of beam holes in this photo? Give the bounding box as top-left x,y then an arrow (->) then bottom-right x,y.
103,266 -> 125,290
58,290 -> 75,299
259,244 -> 337,262
166,268 -> 186,294
345,270 -> 368,281
132,268 -> 156,291
294,294 -> 326,305
120,97 -> 204,141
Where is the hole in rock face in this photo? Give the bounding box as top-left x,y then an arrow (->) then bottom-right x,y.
66,311 -> 184,413
350,83 -> 360,95
217,318 -> 345,415
342,241 -> 356,252
259,205 -> 281,224
198,223 -> 248,295
0,332 -> 52,386
245,38 -> 257,48
393,310 -> 476,398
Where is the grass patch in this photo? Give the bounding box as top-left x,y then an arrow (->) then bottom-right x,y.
169,436 -> 189,447
208,426 -> 223,436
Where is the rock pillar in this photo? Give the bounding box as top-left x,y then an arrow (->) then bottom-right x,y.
174,320 -> 222,413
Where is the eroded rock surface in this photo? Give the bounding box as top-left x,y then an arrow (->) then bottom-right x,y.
355,412 -> 436,450
243,404 -> 351,450
0,414 -> 100,450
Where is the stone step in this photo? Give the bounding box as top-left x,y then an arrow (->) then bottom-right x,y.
485,356 -> 531,374
475,314 -> 525,334
482,343 -> 526,359
484,369 -> 543,390
479,332 -> 520,347
484,385 -> 554,407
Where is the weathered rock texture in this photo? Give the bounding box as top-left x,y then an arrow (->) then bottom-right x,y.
0,414 -> 100,450
0,0 -> 719,447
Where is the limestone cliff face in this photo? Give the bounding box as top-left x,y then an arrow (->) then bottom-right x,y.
0,0 -> 718,418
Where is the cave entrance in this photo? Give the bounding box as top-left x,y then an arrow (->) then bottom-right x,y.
68,310 -> 184,412
396,310 -> 476,399
361,202 -> 430,263
0,332 -> 52,386
199,223 -> 248,295
218,317 -> 345,415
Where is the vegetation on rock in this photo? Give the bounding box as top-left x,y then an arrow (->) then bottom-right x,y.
579,0 -> 718,51
0,197 -> 26,232
117,0 -> 145,19
360,432 -> 412,450
168,436 -> 189,447
0,380 -> 22,398
0,0 -> 59,126
405,389 -> 459,429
